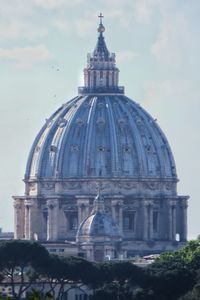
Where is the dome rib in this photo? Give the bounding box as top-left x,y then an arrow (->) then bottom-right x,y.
133,102 -> 166,177
26,105 -> 65,178
117,96 -> 148,176
38,97 -> 80,177
112,97 -> 138,176
82,96 -> 98,177
56,96 -> 87,178
136,104 -> 177,178
27,96 -> 79,178
105,96 -> 121,177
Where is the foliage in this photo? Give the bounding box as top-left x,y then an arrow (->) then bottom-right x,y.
42,255 -> 97,299
143,251 -> 196,299
0,240 -> 49,300
0,296 -> 11,300
140,240 -> 200,299
132,287 -> 155,300
90,262 -> 143,300
90,282 -> 133,300
179,283 -> 200,300
91,261 -> 142,287
1,239 -> 200,300
26,288 -> 52,300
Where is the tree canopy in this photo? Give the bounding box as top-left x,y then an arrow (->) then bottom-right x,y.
1,239 -> 200,300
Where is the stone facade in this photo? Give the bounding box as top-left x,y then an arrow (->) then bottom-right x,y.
13,16 -> 189,261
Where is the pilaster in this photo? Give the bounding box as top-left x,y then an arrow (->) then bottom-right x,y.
76,196 -> 90,225
111,199 -> 123,234
24,199 -> 38,240
143,200 -> 153,241
14,198 -> 25,239
180,199 -> 188,241
47,199 -> 59,241
168,200 -> 177,241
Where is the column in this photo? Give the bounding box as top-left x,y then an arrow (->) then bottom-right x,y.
111,205 -> 117,222
24,199 -> 37,240
143,200 -> 153,241
114,70 -> 118,86
119,206 -> 123,234
77,198 -> 90,226
149,204 -> 153,240
109,71 -> 112,86
172,205 -> 176,240
96,70 -> 100,86
14,199 -> 25,239
111,199 -> 123,234
24,203 -> 30,239
168,203 -> 172,240
168,201 -> 176,241
77,204 -> 82,225
180,201 -> 188,241
47,199 -> 59,241
143,201 -> 148,241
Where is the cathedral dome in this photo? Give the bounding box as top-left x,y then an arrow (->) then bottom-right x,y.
14,15 -> 188,257
25,94 -> 176,180
25,17 -> 176,181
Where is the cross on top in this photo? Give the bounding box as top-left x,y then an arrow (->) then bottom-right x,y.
98,13 -> 104,24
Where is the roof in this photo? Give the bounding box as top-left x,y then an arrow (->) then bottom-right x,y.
25,95 -> 177,180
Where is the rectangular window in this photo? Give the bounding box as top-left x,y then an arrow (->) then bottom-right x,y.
123,212 -> 135,231
153,211 -> 158,233
49,249 -> 57,253
69,215 -> 78,230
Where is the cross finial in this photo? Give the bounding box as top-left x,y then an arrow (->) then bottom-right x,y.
98,13 -> 104,24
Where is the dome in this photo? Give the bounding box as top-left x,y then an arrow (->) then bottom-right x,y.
77,211 -> 120,239
13,15 -> 188,258
25,94 -> 176,180
77,190 -> 120,240
25,16 -> 176,182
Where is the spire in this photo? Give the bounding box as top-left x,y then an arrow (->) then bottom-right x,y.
78,14 -> 124,95
92,185 -> 105,214
93,13 -> 109,59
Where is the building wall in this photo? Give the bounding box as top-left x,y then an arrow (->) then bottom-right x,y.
13,177 -> 188,257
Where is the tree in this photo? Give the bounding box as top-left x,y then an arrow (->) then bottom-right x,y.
42,255 -> 96,299
0,240 -> 50,300
179,283 -> 200,300
26,288 -> 52,300
132,287 -> 155,300
143,249 -> 196,300
90,262 -> 143,300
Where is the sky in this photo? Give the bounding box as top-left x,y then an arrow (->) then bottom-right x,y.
0,0 -> 199,239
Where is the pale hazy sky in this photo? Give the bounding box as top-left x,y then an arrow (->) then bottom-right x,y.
0,0 -> 199,239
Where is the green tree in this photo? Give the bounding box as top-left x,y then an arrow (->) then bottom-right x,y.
90,262 -> 143,300
179,283 -> 200,300
26,288 -> 52,300
0,240 -> 50,300
132,287 -> 156,300
43,255 -> 96,299
143,247 -> 196,300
